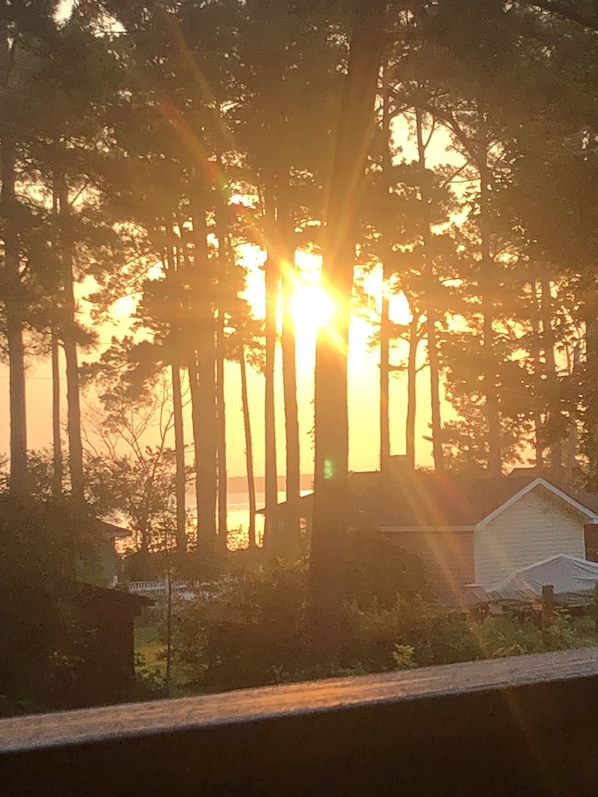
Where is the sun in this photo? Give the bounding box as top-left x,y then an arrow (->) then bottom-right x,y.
240,248 -> 414,350
286,249 -> 335,335
289,281 -> 335,332
241,246 -> 335,337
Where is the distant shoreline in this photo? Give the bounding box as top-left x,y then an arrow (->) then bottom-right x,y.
187,474 -> 314,495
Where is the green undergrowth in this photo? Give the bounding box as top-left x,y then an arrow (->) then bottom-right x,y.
132,562 -> 598,700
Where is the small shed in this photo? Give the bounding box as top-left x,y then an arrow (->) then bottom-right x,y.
69,584 -> 153,707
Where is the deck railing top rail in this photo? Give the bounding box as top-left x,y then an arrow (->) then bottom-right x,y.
2,647 -> 598,796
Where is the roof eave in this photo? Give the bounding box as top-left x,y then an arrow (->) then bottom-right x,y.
476,477 -> 598,529
379,525 -> 476,533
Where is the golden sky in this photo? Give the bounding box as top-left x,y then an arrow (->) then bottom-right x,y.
0,258 -> 437,481
0,100 -> 460,481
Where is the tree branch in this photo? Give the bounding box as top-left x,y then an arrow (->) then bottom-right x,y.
526,1 -> 598,33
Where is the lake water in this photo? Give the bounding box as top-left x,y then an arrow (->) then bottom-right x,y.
227,493 -> 265,549
211,490 -> 311,550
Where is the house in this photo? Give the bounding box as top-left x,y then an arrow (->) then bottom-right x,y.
93,519 -> 130,586
270,469 -> 598,605
364,473 -> 598,603
75,518 -> 130,587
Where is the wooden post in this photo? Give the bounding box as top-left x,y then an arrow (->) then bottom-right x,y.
542,584 -> 554,631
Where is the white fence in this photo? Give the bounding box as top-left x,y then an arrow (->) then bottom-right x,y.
125,578 -> 236,600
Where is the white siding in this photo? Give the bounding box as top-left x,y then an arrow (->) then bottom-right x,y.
474,486 -> 587,589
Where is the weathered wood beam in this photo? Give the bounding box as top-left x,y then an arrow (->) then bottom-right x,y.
2,648 -> 598,795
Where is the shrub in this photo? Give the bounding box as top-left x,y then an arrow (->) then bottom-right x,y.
174,561 -> 307,690
172,555 -> 597,695
0,496 -> 100,713
344,528 -> 433,608
343,597 -> 479,671
587,583 -> 598,630
174,539 -> 433,690
392,644 -> 417,670
471,614 -> 544,658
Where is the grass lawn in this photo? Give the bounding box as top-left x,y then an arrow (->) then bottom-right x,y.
135,619 -> 197,697
135,622 -> 167,676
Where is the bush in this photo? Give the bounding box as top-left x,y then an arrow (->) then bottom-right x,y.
343,597 -> 479,671
0,496 -> 100,713
587,583 -> 598,629
471,614 -> 544,658
173,539 -> 433,691
134,651 -> 167,700
344,528 -> 433,608
392,644 -> 417,670
172,555 -> 598,695
174,561 -> 307,690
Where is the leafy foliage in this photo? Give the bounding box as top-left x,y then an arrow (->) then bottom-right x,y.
0,495 -> 101,713
174,562 -> 307,690
343,527 -> 433,608
169,558 -> 598,693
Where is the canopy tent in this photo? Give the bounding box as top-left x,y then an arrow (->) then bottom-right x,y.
486,554 -> 598,607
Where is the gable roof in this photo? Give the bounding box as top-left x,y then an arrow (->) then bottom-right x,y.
93,519 -> 131,539
357,472 -> 598,530
477,478 -> 598,528
70,583 -> 154,612
259,469 -> 598,531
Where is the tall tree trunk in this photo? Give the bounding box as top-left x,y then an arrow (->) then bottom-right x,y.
406,315 -> 420,471
279,189 -> 301,557
565,344 -> 581,480
415,107 -> 444,472
6,302 -> 27,497
165,242 -> 186,553
380,287 -> 391,474
51,185 -> 63,497
240,344 -> 257,548
56,169 -> 85,502
308,0 -> 387,661
584,311 -> 598,484
214,169 -> 229,549
51,331 -> 63,497
262,181 -> 279,549
478,113 -> 501,476
171,362 -> 187,553
189,187 -> 218,551
1,134 -> 27,498
188,350 -> 219,553
529,272 -> 545,468
214,123 -> 229,552
539,274 -> 563,475
379,58 -> 392,474
216,306 -> 227,549
579,244 -> 598,481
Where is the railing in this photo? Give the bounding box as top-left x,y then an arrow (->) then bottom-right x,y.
2,647 -> 598,796
125,578 -> 236,600
126,579 -> 168,592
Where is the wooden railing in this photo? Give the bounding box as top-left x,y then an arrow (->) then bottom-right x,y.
2,647 -> 598,796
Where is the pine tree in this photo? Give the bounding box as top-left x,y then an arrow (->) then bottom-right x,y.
308,0 -> 387,662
